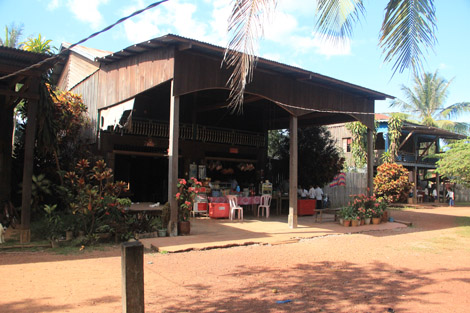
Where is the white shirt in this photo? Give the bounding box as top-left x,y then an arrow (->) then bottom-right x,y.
308,187 -> 315,199
432,189 -> 437,197
314,187 -> 323,200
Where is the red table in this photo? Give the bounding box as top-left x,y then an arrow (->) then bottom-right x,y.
208,196 -> 261,215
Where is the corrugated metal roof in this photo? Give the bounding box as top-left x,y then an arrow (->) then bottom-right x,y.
0,46 -> 51,65
97,34 -> 394,101
61,42 -> 111,61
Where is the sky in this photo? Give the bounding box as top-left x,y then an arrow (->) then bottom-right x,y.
1,0 -> 469,121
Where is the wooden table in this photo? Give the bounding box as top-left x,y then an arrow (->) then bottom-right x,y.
272,194 -> 289,215
315,208 -> 341,223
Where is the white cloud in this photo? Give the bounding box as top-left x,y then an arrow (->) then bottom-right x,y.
67,0 -> 109,29
47,0 -> 60,11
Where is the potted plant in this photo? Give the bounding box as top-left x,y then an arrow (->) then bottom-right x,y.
350,211 -> 360,227
176,177 -> 202,235
339,206 -> 353,227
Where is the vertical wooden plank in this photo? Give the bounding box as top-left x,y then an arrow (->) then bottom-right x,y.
367,128 -> 374,196
288,115 -> 298,228
121,241 -> 144,313
168,80 -> 179,236
20,84 -> 39,244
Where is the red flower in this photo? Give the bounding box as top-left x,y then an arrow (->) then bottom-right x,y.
176,192 -> 181,199
105,211 -> 110,215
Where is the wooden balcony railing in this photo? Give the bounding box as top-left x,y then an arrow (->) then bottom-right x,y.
110,119 -> 265,147
374,149 -> 438,165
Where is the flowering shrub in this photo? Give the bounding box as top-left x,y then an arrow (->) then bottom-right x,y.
176,177 -> 202,222
374,162 -> 414,203
63,159 -> 131,235
343,193 -> 388,220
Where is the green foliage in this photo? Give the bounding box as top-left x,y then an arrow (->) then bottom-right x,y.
21,33 -> 55,54
63,159 -> 131,235
391,70 -> 470,135
0,23 -> 23,48
43,204 -> 63,240
374,162 -> 414,203
278,126 -> 344,188
387,115 -> 403,162
436,140 -> 470,188
345,121 -> 368,168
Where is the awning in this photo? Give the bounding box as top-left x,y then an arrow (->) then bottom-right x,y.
99,98 -> 134,131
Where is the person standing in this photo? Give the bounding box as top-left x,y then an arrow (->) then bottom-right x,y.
447,188 -> 455,207
432,188 -> 438,202
314,185 -> 323,210
424,186 -> 429,202
308,185 -> 315,199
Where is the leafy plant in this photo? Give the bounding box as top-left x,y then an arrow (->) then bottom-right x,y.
63,159 -> 131,235
345,122 -> 369,168
43,204 -> 63,240
436,139 -> 470,188
176,177 -> 202,222
374,162 -> 414,203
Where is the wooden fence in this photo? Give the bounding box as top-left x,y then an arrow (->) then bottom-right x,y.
323,172 -> 367,208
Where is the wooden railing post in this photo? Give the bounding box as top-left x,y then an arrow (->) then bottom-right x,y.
122,241 -> 144,313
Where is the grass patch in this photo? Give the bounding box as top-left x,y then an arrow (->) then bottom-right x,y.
456,216 -> 470,237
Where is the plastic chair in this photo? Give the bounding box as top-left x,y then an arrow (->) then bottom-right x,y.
227,195 -> 243,221
258,194 -> 272,218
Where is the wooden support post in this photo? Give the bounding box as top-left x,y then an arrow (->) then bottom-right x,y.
367,128 -> 374,196
20,97 -> 39,244
413,166 -> 418,204
121,241 -> 144,313
168,80 -> 179,237
288,115 -> 298,228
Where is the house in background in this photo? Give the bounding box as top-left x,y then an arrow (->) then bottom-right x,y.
327,113 -> 465,204
52,33 -> 392,234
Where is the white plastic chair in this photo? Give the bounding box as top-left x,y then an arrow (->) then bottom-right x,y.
258,194 -> 272,218
227,195 -> 243,221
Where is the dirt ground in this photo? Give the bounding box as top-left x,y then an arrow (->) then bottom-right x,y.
1,206 -> 470,313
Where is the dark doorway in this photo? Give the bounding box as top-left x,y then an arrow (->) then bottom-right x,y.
114,154 -> 168,203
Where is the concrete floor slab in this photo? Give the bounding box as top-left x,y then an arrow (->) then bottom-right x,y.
140,214 -> 406,253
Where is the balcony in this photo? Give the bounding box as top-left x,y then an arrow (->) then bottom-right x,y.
374,150 -> 439,167
106,119 -> 266,148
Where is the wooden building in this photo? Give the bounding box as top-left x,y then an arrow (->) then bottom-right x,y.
52,34 -> 392,235
327,114 -> 465,204
0,46 -> 56,242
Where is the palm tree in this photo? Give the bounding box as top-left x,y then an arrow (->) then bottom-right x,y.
390,70 -> 470,134
225,0 -> 437,113
0,23 -> 24,48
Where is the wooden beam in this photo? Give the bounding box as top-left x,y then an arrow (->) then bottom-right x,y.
417,139 -> 437,162
20,79 -> 39,244
168,80 -> 179,237
398,131 -> 414,150
288,115 -> 298,228
367,128 -> 374,195
0,88 -> 40,100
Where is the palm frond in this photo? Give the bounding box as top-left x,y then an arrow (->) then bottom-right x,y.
435,120 -> 470,136
314,0 -> 365,42
224,0 -> 277,114
379,0 -> 437,76
440,102 -> 470,119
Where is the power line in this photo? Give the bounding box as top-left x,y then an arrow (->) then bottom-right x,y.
0,0 -> 169,81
